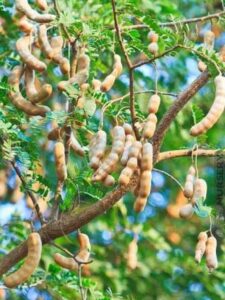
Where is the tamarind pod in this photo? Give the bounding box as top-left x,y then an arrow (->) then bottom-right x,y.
195,232 -> 208,263
219,45 -> 225,62
141,142 -> 153,171
92,79 -> 101,91
133,196 -> 148,212
89,130 -> 107,160
112,54 -> 123,77
89,157 -> 101,170
16,36 -> 47,72
92,168 -> 108,182
24,68 -> 52,103
103,175 -> 115,186
148,94 -> 161,114
70,133 -> 85,156
128,141 -> 142,158
148,42 -> 159,54
76,249 -> 90,263
183,166 -> 195,198
190,75 -> 225,136
147,31 -> 158,42
0,288 -> 6,300
111,126 -> 126,153
54,253 -> 77,271
127,157 -> 138,170
57,70 -> 88,91
38,24 -> 55,59
192,178 -> 207,204
77,52 -> 90,72
198,61 -> 207,72
123,123 -> 134,135
119,167 -> 134,185
36,0 -> 48,10
101,74 -> 116,92
8,65 -> 24,86
54,142 -> 67,182
203,31 -> 215,51
142,114 -> 157,139
16,0 -> 55,23
48,127 -> 64,140
121,134 -> 135,165
138,170 -> 152,198
93,153 -> 119,181
127,239 -> 138,270
4,233 -> 42,288
17,15 -> 33,34
77,232 -> 91,250
179,203 -> 194,219
206,236 -> 218,271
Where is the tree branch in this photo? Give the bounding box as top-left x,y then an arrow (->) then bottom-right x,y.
152,70 -> 210,162
157,149 -> 224,163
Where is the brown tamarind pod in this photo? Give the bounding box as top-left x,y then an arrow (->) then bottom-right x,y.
127,239 -> 138,270
54,253 -> 77,271
77,232 -> 91,251
50,36 -> 63,54
147,31 -> 159,42
141,142 -> 153,171
4,233 -> 42,288
119,166 -> 134,185
36,0 -> 48,10
16,0 -> 55,23
38,24 -> 55,59
112,54 -> 123,77
203,30 -> 215,51
70,133 -> 85,156
101,54 -> 122,92
92,79 -> 101,91
183,166 -> 195,198
120,134 -> 135,166
8,66 -> 50,117
133,196 -> 148,213
179,203 -> 194,219
54,142 -> 67,182
89,130 -> 107,169
148,42 -> 159,55
111,126 -> 126,154
123,123 -> 134,135
195,231 -> 208,263
24,67 -> 52,103
17,15 -> 33,34
100,74 -> 116,92
192,178 -> 207,204
148,94 -> 161,114
16,36 -> 47,72
128,141 -> 142,158
197,60 -> 207,72
103,175 -> 115,186
142,114 -> 157,139
206,236 -> 218,271
138,170 -> 152,198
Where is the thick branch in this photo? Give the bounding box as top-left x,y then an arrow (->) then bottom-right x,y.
157,149 -> 224,162
152,70 -> 210,162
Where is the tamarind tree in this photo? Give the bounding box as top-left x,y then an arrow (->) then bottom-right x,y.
0,0 -> 224,299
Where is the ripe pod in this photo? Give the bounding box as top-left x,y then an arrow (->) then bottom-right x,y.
179,203 -> 194,219
141,142 -> 153,171
148,94 -> 161,114
54,142 -> 67,182
92,79 -> 102,91
133,196 -> 148,213
148,42 -> 159,55
127,239 -> 138,270
195,231 -> 208,263
138,170 -> 152,198
38,24 -> 55,59
70,133 -> 85,156
142,114 -> 157,139
192,178 -> 207,204
36,0 -> 48,10
183,165 -> 195,198
203,31 -> 215,51
198,60 -> 207,72
120,134 -> 135,166
147,31 -> 158,43
4,233 -> 42,288
205,236 -> 218,272
190,75 -> 225,136
101,54 -> 122,92
17,15 -> 33,34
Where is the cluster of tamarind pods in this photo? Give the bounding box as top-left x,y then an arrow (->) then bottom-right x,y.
3,0 -> 224,290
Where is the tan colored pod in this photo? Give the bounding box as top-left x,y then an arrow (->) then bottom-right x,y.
92,79 -> 101,91
147,31 -> 158,42
101,54 -> 122,92
24,67 -> 52,103
198,60 -> 207,72
70,133 -> 85,156
77,232 -> 91,250
101,74 -> 116,92
183,166 -> 195,198
54,253 -> 77,271
127,239 -> 138,270
128,141 -> 142,158
8,66 -> 50,117
192,178 -> 207,204
148,42 -> 158,54
206,236 -> 218,271
203,30 -> 215,51
4,233 -> 42,288
17,15 -> 33,34
16,36 -> 46,72
48,127 -> 64,140
190,75 -> 225,136
16,0 -> 55,23
50,36 -> 63,54
111,126 -> 126,154
141,142 -> 153,171
36,0 -> 48,10
120,134 -> 135,165
103,175 -> 115,186
89,130 -> 107,168
119,166 -> 134,185
38,24 -> 55,59
54,142 -> 67,182
134,196 -> 148,212
139,170 -> 152,198
148,94 -> 161,114
179,203 -> 194,219
112,54 -> 123,77
142,114 -> 157,139
195,231 -> 208,263
123,123 -> 134,135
